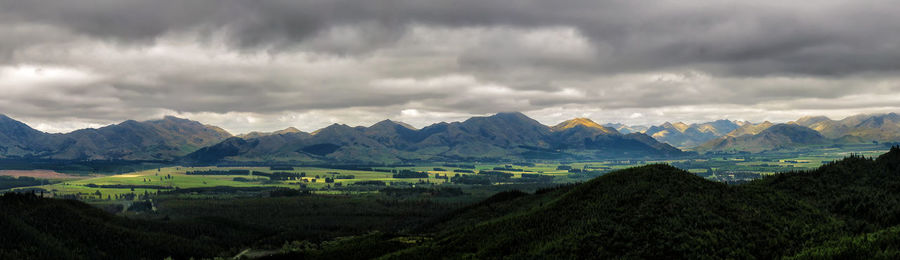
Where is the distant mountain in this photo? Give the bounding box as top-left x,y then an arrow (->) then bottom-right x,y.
0,115 -> 56,157
696,124 -> 826,153
548,118 -> 683,157
602,123 -> 648,134
792,115 -> 832,126
236,127 -> 303,139
18,111 -> 899,161
694,120 -> 743,136
644,120 -> 741,148
362,120 -> 420,150
186,113 -> 690,163
0,115 -> 231,160
791,113 -> 900,142
551,118 -> 617,134
725,121 -> 774,137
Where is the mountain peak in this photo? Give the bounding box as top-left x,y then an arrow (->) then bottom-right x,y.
275,127 -> 301,134
551,118 -> 617,134
311,123 -> 352,135
150,115 -> 196,124
484,111 -> 534,122
371,119 -> 416,130
660,121 -> 690,132
793,115 -> 832,126
236,127 -> 302,139
0,114 -> 41,137
726,121 -> 775,137
671,122 -> 690,132
148,115 -> 202,126
493,111 -> 528,117
464,112 -> 546,129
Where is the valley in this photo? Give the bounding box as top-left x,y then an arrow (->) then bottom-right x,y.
6,142 -> 890,201
4,146 -> 900,259
2,112 -> 899,259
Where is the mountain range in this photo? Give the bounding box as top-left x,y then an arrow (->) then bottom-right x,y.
2,112 -> 899,162
629,113 -> 900,153
694,123 -> 828,153
0,115 -> 230,160
789,113 -> 900,141
186,113 -> 687,163
642,119 -> 744,148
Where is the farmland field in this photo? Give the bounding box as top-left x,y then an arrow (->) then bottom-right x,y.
9,143 -> 891,201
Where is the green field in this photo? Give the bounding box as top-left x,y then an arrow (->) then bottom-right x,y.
21,164 -> 571,200
8,143 -> 893,202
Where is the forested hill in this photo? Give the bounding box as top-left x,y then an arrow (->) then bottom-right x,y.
0,192 -> 260,260
386,146 -> 900,259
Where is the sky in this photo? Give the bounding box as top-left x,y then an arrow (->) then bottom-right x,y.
1,0 -> 899,134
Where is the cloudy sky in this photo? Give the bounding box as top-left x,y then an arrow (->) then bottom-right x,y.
1,0 -> 899,134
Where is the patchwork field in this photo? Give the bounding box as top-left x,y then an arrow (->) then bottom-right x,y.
7,143 -> 892,201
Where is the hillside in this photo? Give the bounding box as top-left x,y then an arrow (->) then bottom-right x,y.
382,146 -> 900,259
390,165 -> 834,259
0,115 -> 232,160
0,115 -> 56,157
0,192 -> 255,259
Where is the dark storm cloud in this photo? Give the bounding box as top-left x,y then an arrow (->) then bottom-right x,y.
3,0 -> 900,76
1,0 -> 900,133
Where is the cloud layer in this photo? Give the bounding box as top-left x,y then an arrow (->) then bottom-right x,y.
0,0 -> 898,133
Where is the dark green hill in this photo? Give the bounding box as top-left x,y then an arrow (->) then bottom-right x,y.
753,146 -> 900,232
390,164 -> 840,259
384,146 -> 900,259
0,192 -> 261,260
8,147 -> 900,259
